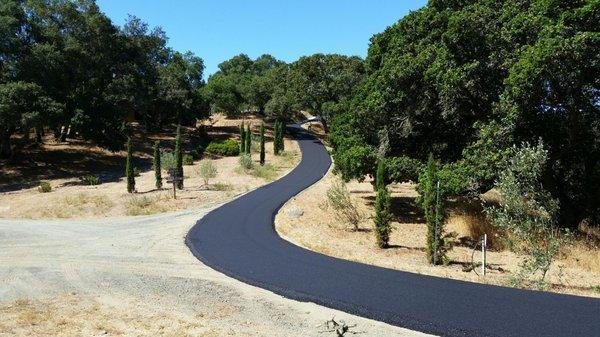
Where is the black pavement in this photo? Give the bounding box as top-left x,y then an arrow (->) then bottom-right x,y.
186,125 -> 600,337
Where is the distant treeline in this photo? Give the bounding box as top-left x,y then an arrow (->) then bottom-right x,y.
0,0 -> 207,156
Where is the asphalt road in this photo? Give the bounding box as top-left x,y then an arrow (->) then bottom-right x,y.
186,125 -> 600,337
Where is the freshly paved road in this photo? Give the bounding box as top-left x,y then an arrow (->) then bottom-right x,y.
186,125 -> 600,337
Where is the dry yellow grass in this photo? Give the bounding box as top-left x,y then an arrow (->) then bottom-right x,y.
275,168 -> 600,298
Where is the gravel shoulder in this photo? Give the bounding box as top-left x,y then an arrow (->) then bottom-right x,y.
0,198 -> 428,336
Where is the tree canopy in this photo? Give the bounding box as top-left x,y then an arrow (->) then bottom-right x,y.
0,0 -> 207,156
331,0 -> 600,228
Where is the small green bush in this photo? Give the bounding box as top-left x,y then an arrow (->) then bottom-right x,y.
183,153 -> 194,165
205,139 -> 240,156
82,174 -> 100,185
251,163 -> 277,181
161,152 -> 177,171
325,178 -> 362,230
238,153 -> 253,170
38,181 -> 52,193
212,183 -> 233,191
198,159 -> 218,186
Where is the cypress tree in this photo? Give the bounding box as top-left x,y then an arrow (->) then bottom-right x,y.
175,125 -> 183,190
375,158 -> 387,190
240,122 -> 246,153
153,140 -> 162,189
126,137 -> 135,193
279,121 -> 285,152
374,186 -> 392,248
274,121 -> 281,155
245,125 -> 252,154
260,123 -> 265,165
423,153 -> 446,265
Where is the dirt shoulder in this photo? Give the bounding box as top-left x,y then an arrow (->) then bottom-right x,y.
0,205 -> 427,337
275,166 -> 600,298
0,115 -> 299,219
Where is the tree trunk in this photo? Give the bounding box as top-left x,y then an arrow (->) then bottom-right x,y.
0,129 -> 13,158
35,127 -> 43,143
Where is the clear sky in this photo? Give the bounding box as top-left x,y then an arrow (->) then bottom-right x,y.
96,0 -> 427,76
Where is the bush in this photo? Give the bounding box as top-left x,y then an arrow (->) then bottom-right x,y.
251,163 -> 277,181
238,153 -> 253,170
183,153 -> 194,165
161,152 -> 177,171
205,139 -> 240,156
82,174 -> 100,185
38,181 -> 52,193
374,186 -> 392,248
385,156 -> 424,183
484,142 -> 572,288
198,160 -> 217,186
325,178 -> 362,231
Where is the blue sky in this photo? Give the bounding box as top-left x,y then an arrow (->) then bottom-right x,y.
96,0 -> 427,76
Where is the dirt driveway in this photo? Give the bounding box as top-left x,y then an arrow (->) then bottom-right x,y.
0,205 -> 428,336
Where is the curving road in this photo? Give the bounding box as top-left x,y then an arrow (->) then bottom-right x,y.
186,125 -> 600,337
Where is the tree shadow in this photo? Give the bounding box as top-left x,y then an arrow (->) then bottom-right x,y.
363,195 -> 425,224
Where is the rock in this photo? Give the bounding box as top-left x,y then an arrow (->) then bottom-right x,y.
287,206 -> 304,218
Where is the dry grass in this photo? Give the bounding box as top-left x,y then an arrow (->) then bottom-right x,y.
0,114 -> 300,219
0,293 -> 221,337
275,169 -> 600,298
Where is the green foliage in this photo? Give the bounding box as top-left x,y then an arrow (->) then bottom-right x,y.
245,125 -> 252,154
419,154 -> 454,265
238,153 -> 253,170
38,181 -> 51,193
374,186 -> 392,248
160,152 -> 177,171
153,141 -> 162,189
325,178 -> 362,231
82,174 -> 100,186
239,122 -> 246,153
260,123 -> 266,165
279,121 -> 285,152
126,137 -> 135,193
175,125 -> 183,189
198,160 -> 218,186
375,159 -> 387,190
183,153 -> 194,165
485,142 -> 572,288
330,1 -> 600,228
205,139 -> 240,156
251,163 -> 277,181
273,121 -> 281,155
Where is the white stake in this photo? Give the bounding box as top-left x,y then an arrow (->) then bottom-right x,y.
482,234 -> 487,276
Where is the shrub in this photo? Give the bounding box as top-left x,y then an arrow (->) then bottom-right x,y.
211,183 -> 232,191
484,141 -> 572,288
198,160 -> 217,186
161,152 -> 177,171
126,137 -> 135,193
175,125 -> 183,190
82,174 -> 100,185
251,163 -> 277,181
420,154 -> 455,265
205,139 -> 240,156
38,181 -> 52,193
153,141 -> 162,189
238,153 -> 253,170
183,153 -> 194,165
259,123 -> 265,165
325,178 -> 362,231
374,186 -> 392,248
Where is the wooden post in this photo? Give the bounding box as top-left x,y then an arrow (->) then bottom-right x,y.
482,234 -> 487,276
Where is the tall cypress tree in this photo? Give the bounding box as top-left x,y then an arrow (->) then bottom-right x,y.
153,140 -> 162,189
245,125 -> 252,154
274,121 -> 281,155
240,122 -> 246,153
279,121 -> 285,152
260,123 -> 265,165
374,186 -> 392,248
175,125 -> 183,190
375,158 -> 387,191
422,153 -> 446,265
126,137 -> 135,193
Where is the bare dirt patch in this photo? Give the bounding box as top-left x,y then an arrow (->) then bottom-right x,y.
275,167 -> 600,298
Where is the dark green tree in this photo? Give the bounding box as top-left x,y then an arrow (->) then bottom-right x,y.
239,121 -> 246,153
421,154 -> 447,265
126,137 -> 135,193
279,121 -> 285,152
375,158 -> 387,190
153,140 -> 162,189
260,123 -> 265,165
273,121 -> 281,155
175,125 -> 183,190
245,125 -> 252,154
374,186 -> 392,248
